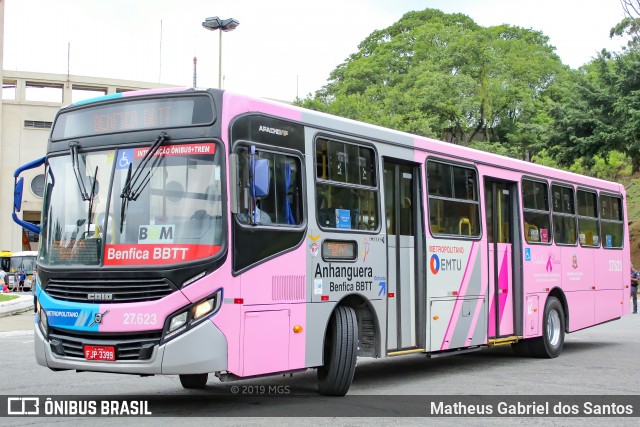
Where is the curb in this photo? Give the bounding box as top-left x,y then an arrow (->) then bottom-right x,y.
0,295 -> 35,318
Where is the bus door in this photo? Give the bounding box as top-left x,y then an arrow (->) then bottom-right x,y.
484,179 -> 522,339
384,160 -> 425,352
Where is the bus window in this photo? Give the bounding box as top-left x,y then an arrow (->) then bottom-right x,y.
522,179 -> 551,244
577,190 -> 600,247
600,194 -> 623,248
0,251 -> 10,272
552,184 -> 577,245
427,161 -> 480,237
235,146 -> 303,226
315,138 -> 378,231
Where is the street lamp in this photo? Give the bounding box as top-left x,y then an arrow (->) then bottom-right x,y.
202,17 -> 240,89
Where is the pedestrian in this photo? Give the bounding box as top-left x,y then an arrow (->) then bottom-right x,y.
0,269 -> 7,293
17,269 -> 26,292
631,264 -> 639,314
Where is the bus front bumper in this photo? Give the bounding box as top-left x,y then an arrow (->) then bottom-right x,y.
34,319 -> 228,375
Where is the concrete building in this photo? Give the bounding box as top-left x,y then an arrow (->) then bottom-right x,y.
0,71 -> 175,252
0,2 -> 174,252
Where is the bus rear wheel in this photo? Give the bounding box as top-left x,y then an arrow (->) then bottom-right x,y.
179,373 -> 208,389
528,296 -> 565,358
317,305 -> 358,396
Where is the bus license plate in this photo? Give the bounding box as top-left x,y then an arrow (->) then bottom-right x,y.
84,345 -> 115,361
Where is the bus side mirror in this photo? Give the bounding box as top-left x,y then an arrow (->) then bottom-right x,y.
14,177 -> 24,212
12,156 -> 46,235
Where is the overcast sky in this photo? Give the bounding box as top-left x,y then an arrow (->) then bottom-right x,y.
2,0 -> 629,101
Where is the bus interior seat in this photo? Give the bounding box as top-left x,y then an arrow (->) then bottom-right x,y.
525,222 -> 539,242
459,217 -> 471,236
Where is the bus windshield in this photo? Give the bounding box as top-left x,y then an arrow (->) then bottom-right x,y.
40,141 -> 224,267
0,252 -> 10,272
10,253 -> 36,273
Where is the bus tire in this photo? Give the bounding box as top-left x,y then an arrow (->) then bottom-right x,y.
179,373 -> 208,389
317,305 -> 358,396
528,296 -> 565,358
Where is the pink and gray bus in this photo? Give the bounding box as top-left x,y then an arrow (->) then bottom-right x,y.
12,88 -> 630,395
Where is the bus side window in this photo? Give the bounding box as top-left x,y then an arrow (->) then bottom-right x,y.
427,161 -> 479,238
235,147 -> 303,227
315,137 -> 378,231
600,194 -> 623,248
522,179 -> 551,244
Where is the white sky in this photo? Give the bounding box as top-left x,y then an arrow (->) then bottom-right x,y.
2,0 -> 628,102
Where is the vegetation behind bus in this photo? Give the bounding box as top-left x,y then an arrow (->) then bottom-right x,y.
296,5 -> 640,263
297,7 -> 640,177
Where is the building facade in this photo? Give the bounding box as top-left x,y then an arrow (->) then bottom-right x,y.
0,70 -> 174,252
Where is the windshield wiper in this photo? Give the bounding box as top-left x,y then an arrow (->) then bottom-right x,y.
69,141 -> 90,201
119,132 -> 168,233
119,164 -> 132,234
121,132 -> 168,201
85,165 -> 98,237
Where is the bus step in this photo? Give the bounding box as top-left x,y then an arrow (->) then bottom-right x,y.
487,336 -> 522,347
387,348 -> 426,357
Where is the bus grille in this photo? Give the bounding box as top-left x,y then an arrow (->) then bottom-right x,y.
45,278 -> 175,303
48,328 -> 163,361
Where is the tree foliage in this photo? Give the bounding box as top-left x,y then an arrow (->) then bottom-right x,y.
295,7 -> 640,175
548,36 -> 640,172
297,9 -> 563,159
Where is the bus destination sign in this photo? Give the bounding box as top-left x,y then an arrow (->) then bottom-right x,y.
52,95 -> 214,140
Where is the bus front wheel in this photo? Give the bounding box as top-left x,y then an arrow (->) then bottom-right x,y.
528,296 -> 565,358
317,305 -> 358,396
179,373 -> 208,389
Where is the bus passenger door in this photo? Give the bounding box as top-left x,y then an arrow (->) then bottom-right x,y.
384,160 -> 425,352
485,179 -> 521,339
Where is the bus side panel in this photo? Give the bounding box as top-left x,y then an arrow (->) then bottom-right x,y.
238,245 -> 307,376
564,291 -> 595,331
426,240 -> 486,351
522,244 -> 562,333
595,290 -> 624,324
559,245 -> 595,332
240,244 -> 306,306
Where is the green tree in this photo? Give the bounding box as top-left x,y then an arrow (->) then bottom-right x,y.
548,42 -> 640,172
297,9 -> 564,160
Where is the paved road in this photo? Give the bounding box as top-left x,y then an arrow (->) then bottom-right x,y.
0,310 -> 639,425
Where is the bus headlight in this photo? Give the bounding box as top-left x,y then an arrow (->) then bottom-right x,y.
169,312 -> 188,332
163,289 -> 223,342
192,298 -> 215,320
39,308 -> 48,339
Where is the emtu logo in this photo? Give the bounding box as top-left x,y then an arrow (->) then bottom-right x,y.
430,254 -> 441,275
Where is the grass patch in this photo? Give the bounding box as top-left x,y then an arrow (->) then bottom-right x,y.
0,294 -> 19,302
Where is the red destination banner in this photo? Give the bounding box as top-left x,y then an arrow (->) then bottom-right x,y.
134,143 -> 216,158
104,244 -> 221,266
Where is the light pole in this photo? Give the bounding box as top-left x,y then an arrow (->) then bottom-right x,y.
202,17 -> 239,89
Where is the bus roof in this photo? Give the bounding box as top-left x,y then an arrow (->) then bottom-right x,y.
69,87 -> 191,107
10,251 -> 37,257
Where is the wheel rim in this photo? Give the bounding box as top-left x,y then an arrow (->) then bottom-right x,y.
547,309 -> 561,347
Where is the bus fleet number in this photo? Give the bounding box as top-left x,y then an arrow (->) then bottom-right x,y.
123,313 -> 157,325
608,260 -> 622,272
